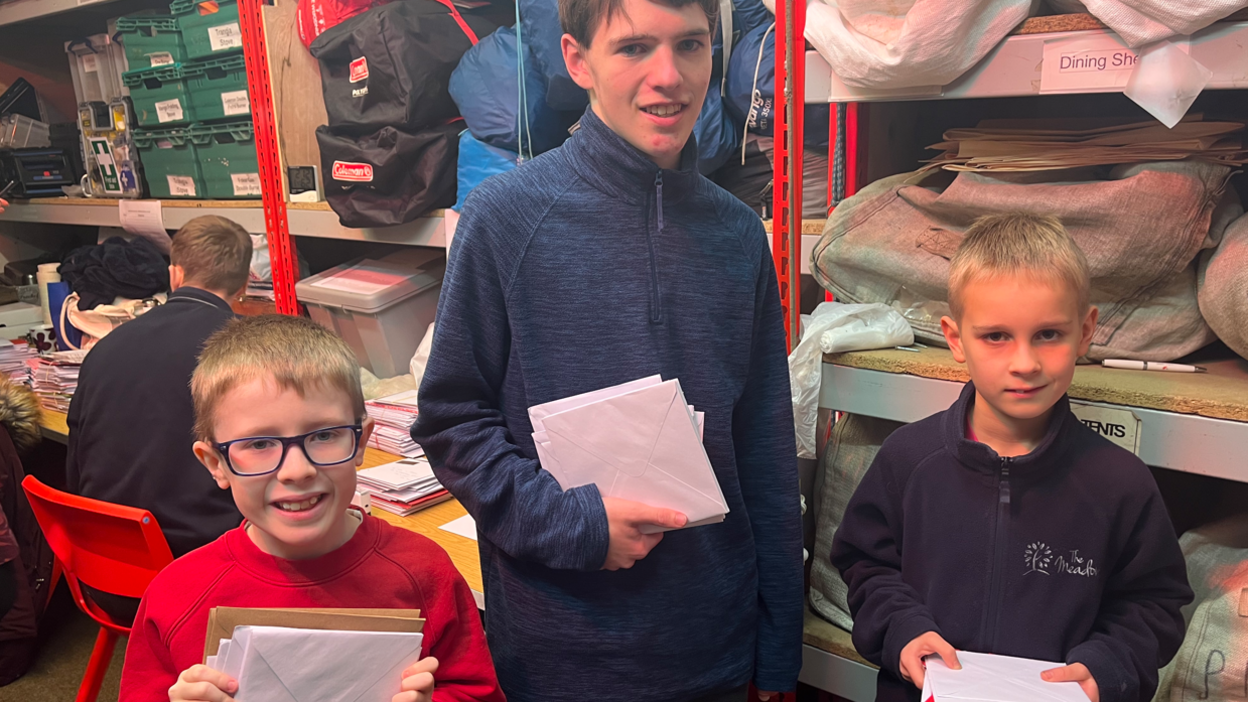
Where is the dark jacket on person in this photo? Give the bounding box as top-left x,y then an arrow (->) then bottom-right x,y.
0,380 -> 54,685
831,382 -> 1193,702
67,286 -> 241,558
411,107 -> 804,702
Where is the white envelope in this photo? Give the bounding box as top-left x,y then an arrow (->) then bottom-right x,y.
527,375 -> 663,433
225,626 -> 424,702
538,379 -> 728,531
924,651 -> 1089,702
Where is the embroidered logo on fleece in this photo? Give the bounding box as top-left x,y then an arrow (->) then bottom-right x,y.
1024,542 -> 1097,577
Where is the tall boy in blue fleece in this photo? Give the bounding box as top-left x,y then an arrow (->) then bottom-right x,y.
832,213 -> 1192,702
410,0 -> 803,698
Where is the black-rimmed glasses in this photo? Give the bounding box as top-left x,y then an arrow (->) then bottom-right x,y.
213,425 -> 364,477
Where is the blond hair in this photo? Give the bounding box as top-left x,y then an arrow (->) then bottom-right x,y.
170,215 -> 252,295
947,213 -> 1091,319
192,315 -> 364,441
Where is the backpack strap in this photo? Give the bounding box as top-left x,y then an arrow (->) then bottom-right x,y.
429,0 -> 480,44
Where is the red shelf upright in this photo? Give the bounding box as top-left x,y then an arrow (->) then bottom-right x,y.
771,0 -> 805,351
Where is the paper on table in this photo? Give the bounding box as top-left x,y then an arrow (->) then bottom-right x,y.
222,626 -> 423,702
118,200 -> 171,254
924,651 -> 1088,702
357,458 -> 435,489
439,514 -> 477,541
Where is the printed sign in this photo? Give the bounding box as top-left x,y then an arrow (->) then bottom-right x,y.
81,54 -> 99,73
167,175 -> 197,197
88,137 -> 121,194
221,90 -> 250,116
155,98 -> 184,123
1041,34 -> 1189,94
231,173 -> 262,196
208,23 -> 243,52
1070,401 -> 1141,455
349,56 -> 368,83
332,161 -> 373,182
148,52 -> 175,67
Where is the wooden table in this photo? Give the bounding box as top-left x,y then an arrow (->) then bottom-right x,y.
38,409 -> 485,608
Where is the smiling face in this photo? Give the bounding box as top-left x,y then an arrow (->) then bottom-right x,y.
942,272 -> 1097,447
194,375 -> 374,561
561,0 -> 712,169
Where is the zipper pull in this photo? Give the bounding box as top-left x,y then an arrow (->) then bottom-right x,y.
655,172 -> 664,232
1000,459 -> 1012,505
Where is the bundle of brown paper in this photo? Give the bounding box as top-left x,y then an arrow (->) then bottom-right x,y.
202,607 -> 424,662
924,115 -> 1248,172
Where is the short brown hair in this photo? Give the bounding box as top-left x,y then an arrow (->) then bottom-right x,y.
170,215 -> 252,295
560,0 -> 719,47
191,315 -> 364,441
948,213 -> 1091,319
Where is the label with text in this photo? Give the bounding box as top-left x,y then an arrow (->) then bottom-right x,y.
231,173 -> 262,196
167,175 -> 197,197
208,23 -> 243,52
1041,34 -> 1188,93
332,161 -> 373,182
81,54 -> 99,73
1070,402 -> 1141,455
221,90 -> 250,116
350,56 -> 368,83
148,52 -> 175,67
88,137 -> 121,194
155,98 -> 184,123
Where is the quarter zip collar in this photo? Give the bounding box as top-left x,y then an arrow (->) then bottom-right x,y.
943,381 -> 1072,479
564,106 -> 701,206
168,286 -> 233,313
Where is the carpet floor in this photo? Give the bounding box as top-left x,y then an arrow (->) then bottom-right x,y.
0,588 -> 125,702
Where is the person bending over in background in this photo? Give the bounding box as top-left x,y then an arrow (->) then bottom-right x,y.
411,0 -> 804,698
832,213 -> 1192,702
66,215 -> 252,625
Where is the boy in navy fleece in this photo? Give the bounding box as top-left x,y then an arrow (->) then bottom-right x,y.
832,213 -> 1191,702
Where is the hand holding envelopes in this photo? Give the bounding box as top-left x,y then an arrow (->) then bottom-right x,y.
529,376 -> 728,532
922,651 -> 1089,702
212,626 -> 424,702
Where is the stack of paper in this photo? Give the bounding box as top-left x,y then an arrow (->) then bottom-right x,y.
0,340 -> 36,385
365,390 -> 423,457
529,375 -> 727,532
25,350 -> 86,412
925,115 -> 1248,172
356,457 -> 449,516
922,651 -> 1089,702
203,607 -> 425,702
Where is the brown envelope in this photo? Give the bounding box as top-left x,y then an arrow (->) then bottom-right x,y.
203,608 -> 424,662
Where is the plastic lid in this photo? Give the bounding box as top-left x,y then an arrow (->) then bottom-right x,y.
170,0 -> 238,15
122,65 -> 183,85
295,259 -> 442,313
116,15 -> 179,30
181,53 -> 247,76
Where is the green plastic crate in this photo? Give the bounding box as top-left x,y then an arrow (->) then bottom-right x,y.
171,0 -> 242,61
189,120 -> 260,199
183,54 -> 249,122
115,16 -> 186,69
122,66 -> 190,127
134,127 -> 204,198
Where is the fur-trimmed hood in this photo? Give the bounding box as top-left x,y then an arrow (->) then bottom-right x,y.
0,380 -> 41,451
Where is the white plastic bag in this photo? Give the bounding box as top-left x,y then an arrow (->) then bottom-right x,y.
1046,0 -> 1247,47
787,302 -> 913,458
803,0 -> 1036,90
409,322 -> 436,391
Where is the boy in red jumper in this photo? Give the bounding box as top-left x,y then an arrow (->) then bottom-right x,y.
119,315 -> 504,702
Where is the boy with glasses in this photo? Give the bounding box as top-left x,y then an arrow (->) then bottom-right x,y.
119,315 -> 504,702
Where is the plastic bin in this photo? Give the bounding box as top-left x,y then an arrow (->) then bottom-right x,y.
295,256 -> 445,378
0,115 -> 50,149
134,127 -> 203,198
171,0 -> 242,61
183,54 -> 249,122
115,16 -> 187,69
123,66 -> 190,126
66,34 -> 128,105
80,100 -> 144,198
189,120 -> 259,198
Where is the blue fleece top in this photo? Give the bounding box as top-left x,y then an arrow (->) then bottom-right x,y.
831,383 -> 1192,702
411,107 -> 804,702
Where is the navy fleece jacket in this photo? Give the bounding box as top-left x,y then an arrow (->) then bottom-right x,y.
411,108 -> 804,702
831,383 -> 1192,702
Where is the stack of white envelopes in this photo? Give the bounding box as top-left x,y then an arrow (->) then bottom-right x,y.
529,375 -> 728,532
207,626 -> 424,702
922,651 -> 1090,702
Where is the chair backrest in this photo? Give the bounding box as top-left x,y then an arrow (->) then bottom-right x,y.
21,475 -> 173,599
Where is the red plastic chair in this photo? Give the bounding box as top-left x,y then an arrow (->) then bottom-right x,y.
21,475 -> 174,702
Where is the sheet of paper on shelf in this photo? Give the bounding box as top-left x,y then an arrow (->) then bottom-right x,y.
438,514 -> 477,541
923,651 -> 1089,702
118,200 -> 169,253
529,376 -> 727,533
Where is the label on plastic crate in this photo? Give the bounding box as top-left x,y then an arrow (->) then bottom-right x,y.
349,57 -> 368,83
149,52 -> 175,67
208,23 -> 243,52
231,173 -> 262,196
82,54 -> 99,73
221,90 -> 250,116
167,175 -> 197,197
332,161 -> 373,182
156,99 -> 184,123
